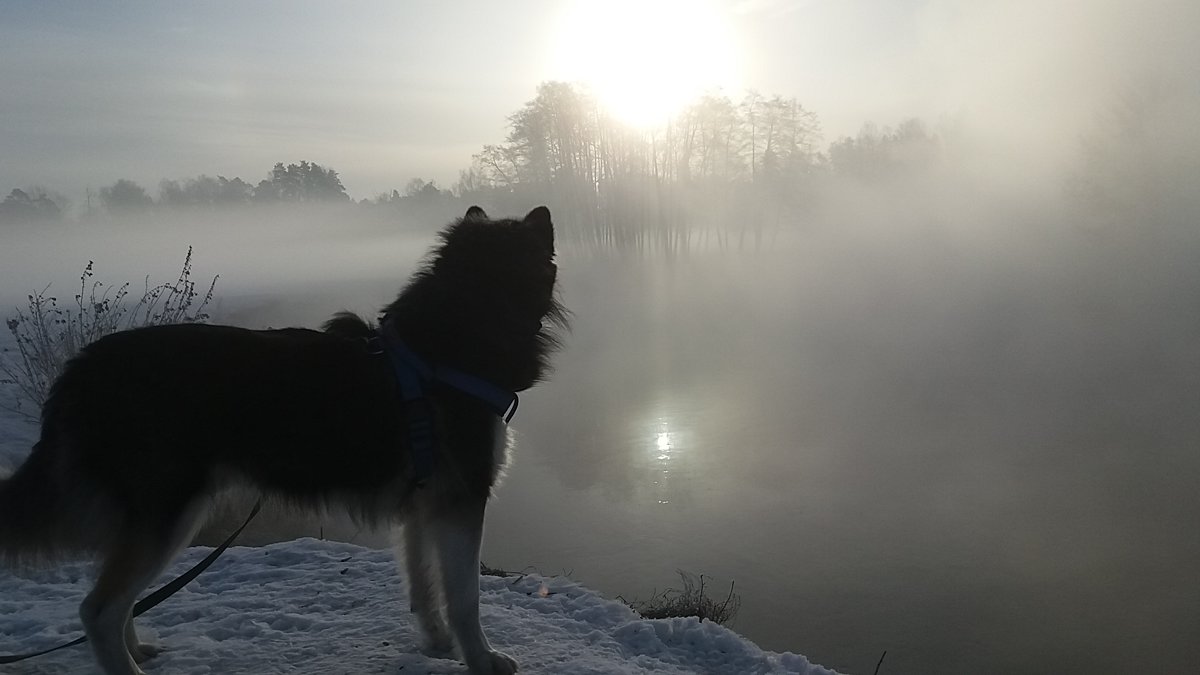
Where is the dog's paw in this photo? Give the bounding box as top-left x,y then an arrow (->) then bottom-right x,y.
419,634 -> 455,657
483,650 -> 518,675
129,642 -> 162,664
417,622 -> 455,656
464,649 -> 519,675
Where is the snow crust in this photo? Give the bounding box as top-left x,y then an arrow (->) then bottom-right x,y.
0,538 -> 838,674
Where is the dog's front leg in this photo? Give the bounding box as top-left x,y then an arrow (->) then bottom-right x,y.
432,499 -> 518,675
402,514 -> 454,654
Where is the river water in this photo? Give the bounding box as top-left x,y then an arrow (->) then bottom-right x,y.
477,228 -> 1200,675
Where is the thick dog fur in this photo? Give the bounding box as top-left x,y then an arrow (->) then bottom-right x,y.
0,206 -> 564,675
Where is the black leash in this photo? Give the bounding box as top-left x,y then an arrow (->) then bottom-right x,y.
0,500 -> 262,665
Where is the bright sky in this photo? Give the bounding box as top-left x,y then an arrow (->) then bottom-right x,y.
1,0 -> 1194,201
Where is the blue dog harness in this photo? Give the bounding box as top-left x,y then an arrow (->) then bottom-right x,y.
367,320 -> 518,486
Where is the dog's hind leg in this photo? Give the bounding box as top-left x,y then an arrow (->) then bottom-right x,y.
124,617 -> 161,664
82,535 -> 171,675
80,503 -> 206,675
430,498 -> 518,675
401,514 -> 454,654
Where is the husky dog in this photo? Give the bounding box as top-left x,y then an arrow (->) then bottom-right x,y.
0,206 -> 564,675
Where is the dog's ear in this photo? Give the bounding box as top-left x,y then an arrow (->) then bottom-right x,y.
465,205 -> 488,221
524,206 -> 554,253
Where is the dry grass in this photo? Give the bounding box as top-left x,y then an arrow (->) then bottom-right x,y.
0,247 -> 217,419
621,570 -> 742,626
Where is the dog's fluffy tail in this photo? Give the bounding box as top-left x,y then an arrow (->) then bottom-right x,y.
0,442 -> 69,565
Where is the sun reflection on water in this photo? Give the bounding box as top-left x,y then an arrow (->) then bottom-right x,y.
656,431 -> 673,453
624,398 -> 708,507
648,417 -> 683,505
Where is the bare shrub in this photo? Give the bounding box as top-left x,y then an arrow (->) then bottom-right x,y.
622,570 -> 742,626
0,247 -> 218,419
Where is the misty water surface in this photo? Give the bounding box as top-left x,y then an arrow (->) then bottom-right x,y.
488,207 -> 1200,675
2,193 -> 1198,675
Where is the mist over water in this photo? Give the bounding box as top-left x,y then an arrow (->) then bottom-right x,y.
488,178 -> 1200,674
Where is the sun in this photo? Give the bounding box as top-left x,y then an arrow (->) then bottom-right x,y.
550,0 -> 740,129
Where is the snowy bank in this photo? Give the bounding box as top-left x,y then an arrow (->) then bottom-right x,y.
0,538 -> 838,674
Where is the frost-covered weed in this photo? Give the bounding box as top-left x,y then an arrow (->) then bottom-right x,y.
0,248 -> 218,419
622,570 -> 742,626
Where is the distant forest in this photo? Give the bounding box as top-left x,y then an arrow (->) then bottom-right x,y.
0,81 -> 1178,248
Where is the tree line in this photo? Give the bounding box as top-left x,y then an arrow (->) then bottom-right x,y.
447,82 -> 940,249
3,82 -> 949,224
1,161 -> 350,223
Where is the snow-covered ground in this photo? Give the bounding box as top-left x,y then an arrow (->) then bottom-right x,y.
0,401 -> 837,675
0,539 -> 837,675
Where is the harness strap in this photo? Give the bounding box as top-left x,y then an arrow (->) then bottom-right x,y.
0,499 -> 262,665
377,324 -> 518,419
369,320 -> 519,487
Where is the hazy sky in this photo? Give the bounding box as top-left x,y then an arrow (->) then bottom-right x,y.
1,0 -> 1194,202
